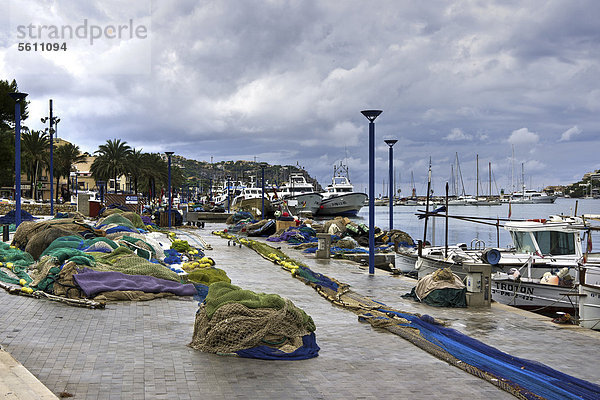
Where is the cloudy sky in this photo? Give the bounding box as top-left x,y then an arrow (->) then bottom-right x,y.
1,0 -> 599,196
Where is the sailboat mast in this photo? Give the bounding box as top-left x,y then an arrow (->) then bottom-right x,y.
476,154 -> 479,198
422,159 -> 432,246
521,163 -> 525,195
511,145 -> 515,195
489,162 -> 492,197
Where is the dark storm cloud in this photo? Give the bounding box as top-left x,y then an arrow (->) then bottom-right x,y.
1,0 -> 599,194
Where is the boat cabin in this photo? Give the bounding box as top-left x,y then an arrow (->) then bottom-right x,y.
504,216 -> 584,258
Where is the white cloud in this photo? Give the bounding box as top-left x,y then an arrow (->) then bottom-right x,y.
445,128 -> 471,141
559,125 -> 582,141
508,128 -> 539,145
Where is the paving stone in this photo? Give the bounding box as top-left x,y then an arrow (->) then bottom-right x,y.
1,223 -> 599,399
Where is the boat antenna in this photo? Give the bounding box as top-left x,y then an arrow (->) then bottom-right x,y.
422,157 -> 432,247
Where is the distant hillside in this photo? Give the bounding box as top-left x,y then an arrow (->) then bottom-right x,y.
564,169 -> 600,198
172,156 -> 323,191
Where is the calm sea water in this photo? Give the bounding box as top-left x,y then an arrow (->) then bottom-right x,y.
354,198 -> 600,250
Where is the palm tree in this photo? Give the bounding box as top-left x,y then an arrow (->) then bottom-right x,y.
21,129 -> 48,200
0,126 -> 15,188
126,148 -> 144,195
54,143 -> 86,202
138,153 -> 167,201
91,139 -> 132,193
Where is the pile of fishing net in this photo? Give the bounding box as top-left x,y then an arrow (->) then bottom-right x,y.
0,242 -> 34,286
267,226 -> 317,244
190,282 -> 319,360
402,268 -> 467,307
0,209 -> 37,225
12,219 -> 103,252
245,219 -> 276,237
225,211 -> 255,225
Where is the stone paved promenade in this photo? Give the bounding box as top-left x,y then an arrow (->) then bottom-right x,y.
1,223 -> 599,399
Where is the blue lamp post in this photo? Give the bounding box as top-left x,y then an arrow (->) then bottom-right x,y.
226,175 -> 231,213
97,181 -> 105,204
384,139 -> 398,231
8,92 -> 28,228
361,109 -> 383,274
41,100 -> 59,215
261,165 -> 265,220
165,152 -> 174,228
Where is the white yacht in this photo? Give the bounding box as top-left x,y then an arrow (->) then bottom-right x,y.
317,163 -> 367,217
508,189 -> 557,204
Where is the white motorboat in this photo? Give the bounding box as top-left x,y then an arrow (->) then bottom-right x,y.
508,189 -> 557,204
317,163 -> 367,217
579,264 -> 600,330
416,214 -> 599,314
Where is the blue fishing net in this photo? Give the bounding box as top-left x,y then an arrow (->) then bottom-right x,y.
0,209 -> 36,224
379,308 -> 600,400
235,332 -> 320,360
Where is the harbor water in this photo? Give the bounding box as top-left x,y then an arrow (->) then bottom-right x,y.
354,197 -> 600,251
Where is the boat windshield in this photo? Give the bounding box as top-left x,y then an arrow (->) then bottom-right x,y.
533,231 -> 576,255
511,231 -> 537,253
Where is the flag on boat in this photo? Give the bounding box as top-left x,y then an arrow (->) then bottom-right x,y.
508,200 -> 512,219
584,231 -> 593,263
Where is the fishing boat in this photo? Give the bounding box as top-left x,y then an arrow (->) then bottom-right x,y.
415,213 -> 600,314
579,264 -> 600,330
230,185 -> 274,217
317,162 -> 367,217
274,173 -> 322,217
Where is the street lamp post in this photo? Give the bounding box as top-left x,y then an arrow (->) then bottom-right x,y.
227,175 -> 231,213
41,100 -> 59,215
8,92 -> 28,228
165,152 -> 174,228
384,139 -> 398,231
261,165 -> 265,220
361,110 -> 383,275
97,181 -> 105,204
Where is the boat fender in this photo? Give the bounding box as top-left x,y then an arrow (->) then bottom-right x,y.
481,248 -> 501,265
415,257 -> 424,270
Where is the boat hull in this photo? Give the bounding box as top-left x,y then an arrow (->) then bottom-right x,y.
279,193 -> 322,216
579,266 -> 600,330
231,197 -> 273,217
491,278 -> 578,314
395,251 -> 418,274
317,193 -> 368,216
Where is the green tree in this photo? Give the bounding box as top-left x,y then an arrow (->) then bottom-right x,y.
21,129 -> 49,199
126,148 -> 144,195
138,153 -> 167,200
0,79 -> 29,130
91,139 -> 132,193
54,143 -> 86,201
0,127 -> 14,188
0,79 -> 29,188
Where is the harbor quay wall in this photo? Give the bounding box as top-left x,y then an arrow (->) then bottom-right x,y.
0,203 -> 76,216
